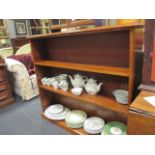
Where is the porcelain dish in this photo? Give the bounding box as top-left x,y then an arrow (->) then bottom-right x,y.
84,117 -> 105,134
44,107 -> 70,121
113,89 -> 128,104
65,110 -> 87,128
47,104 -> 64,115
113,89 -> 128,97
101,121 -> 127,135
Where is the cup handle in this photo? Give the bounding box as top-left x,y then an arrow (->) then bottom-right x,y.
83,76 -> 88,80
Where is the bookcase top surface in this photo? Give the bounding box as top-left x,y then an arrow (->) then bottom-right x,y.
29,23 -> 144,40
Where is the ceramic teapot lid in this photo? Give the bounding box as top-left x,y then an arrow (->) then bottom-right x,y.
87,78 -> 97,83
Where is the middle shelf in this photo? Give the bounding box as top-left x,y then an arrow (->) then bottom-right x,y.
35,60 -> 129,77
39,85 -> 128,115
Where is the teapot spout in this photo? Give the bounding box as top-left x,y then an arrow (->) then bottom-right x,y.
97,82 -> 103,92
69,75 -> 73,84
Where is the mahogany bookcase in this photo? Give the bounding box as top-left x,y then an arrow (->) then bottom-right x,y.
29,24 -> 143,135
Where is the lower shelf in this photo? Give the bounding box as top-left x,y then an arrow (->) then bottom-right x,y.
41,113 -> 89,135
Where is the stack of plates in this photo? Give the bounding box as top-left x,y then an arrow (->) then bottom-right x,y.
113,89 -> 128,104
65,110 -> 87,128
44,104 -> 70,120
84,117 -> 105,134
101,121 -> 127,135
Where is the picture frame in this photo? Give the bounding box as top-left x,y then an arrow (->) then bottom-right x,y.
15,20 -> 27,35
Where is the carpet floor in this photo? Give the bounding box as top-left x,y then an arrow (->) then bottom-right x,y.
0,95 -> 70,135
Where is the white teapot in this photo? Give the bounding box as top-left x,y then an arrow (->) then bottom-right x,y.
69,74 -> 88,88
59,80 -> 69,92
58,74 -> 68,81
85,78 -> 103,95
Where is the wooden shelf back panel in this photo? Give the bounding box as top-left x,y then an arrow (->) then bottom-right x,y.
41,113 -> 89,135
35,60 -> 129,77
39,85 -> 128,115
46,31 -> 130,67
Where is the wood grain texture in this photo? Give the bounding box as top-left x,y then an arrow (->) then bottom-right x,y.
128,30 -> 135,104
128,90 -> 155,135
142,20 -> 155,87
30,24 -> 142,134
130,90 -> 155,115
39,85 -> 128,115
128,111 -> 155,135
0,57 -> 15,108
35,60 -> 129,77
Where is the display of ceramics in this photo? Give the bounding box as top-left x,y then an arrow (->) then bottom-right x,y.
41,77 -> 51,86
84,117 -> 105,134
58,74 -> 68,81
59,80 -> 69,92
69,74 -> 88,88
71,87 -> 83,96
47,104 -> 64,115
101,121 -> 127,135
85,78 -> 103,95
41,74 -> 104,96
65,110 -> 87,128
44,105 -> 70,121
112,89 -> 128,104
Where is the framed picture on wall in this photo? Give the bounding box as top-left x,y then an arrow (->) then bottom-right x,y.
15,20 -> 27,35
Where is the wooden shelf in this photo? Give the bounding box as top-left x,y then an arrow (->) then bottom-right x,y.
39,85 -> 128,115
41,113 -> 89,135
51,19 -> 95,30
35,60 -> 129,77
29,23 -> 144,39
30,24 -> 140,134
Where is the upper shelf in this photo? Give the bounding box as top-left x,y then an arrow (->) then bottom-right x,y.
29,23 -> 144,40
35,60 -> 129,77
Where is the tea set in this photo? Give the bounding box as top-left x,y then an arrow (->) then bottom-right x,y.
41,73 -> 103,96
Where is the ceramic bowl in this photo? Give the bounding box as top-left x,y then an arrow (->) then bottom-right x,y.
71,87 -> 83,96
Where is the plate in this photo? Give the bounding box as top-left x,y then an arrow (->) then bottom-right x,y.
65,110 -> 87,125
65,121 -> 83,128
101,121 -> 127,135
44,107 -> 70,120
84,117 -> 105,134
113,89 -> 128,97
47,104 -> 64,115
115,98 -> 128,104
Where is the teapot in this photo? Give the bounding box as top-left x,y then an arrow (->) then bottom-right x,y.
69,74 -> 88,88
58,74 -> 68,81
85,78 -> 103,95
59,80 -> 69,92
